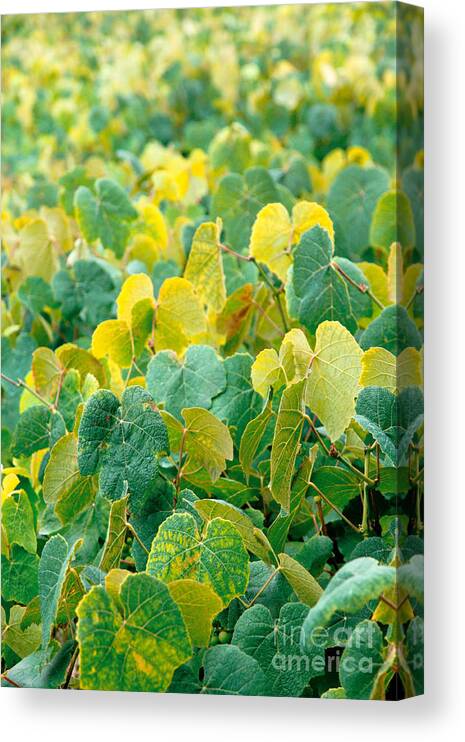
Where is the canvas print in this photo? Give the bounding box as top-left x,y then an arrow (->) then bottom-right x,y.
1,2 -> 424,700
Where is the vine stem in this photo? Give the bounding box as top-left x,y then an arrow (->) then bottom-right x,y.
219,242 -> 289,332
62,644 -> 79,689
308,481 -> 360,533
1,372 -> 56,411
126,521 -> 150,556
239,567 -> 280,609
304,414 -> 375,485
1,673 -> 21,688
361,447 -> 371,537
174,427 -> 187,497
314,495 -> 328,535
332,261 -> 385,310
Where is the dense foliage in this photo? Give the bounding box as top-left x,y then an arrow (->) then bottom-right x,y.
1,3 -> 424,699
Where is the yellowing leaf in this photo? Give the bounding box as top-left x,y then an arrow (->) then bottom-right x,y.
305,321 -> 363,442
278,552 -> 323,607
291,201 -> 334,243
387,242 -> 403,304
270,379 -> 306,510
56,343 -> 107,388
167,579 -> 222,647
92,319 -> 132,368
184,219 -> 226,313
249,201 -> 334,283
279,328 -> 312,384
249,203 -> 292,283
182,407 -> 234,481
251,348 -> 283,397
31,347 -> 63,398
358,262 -> 390,308
116,273 -> 154,324
360,347 -> 422,392
15,219 -> 57,282
154,277 -> 206,355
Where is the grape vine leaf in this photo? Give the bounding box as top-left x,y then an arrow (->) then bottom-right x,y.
77,386 -> 169,500
146,345 -> 226,420
74,178 -> 137,257
305,320 -> 363,442
292,226 -> 370,333
201,644 -> 268,695
147,512 -> 249,606
327,165 -> 389,259
77,573 -> 192,691
301,558 -> 396,646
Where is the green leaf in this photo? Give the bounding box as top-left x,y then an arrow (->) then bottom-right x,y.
12,406 -> 65,458
369,190 -> 415,250
232,602 -> 325,696
52,259 -> 119,326
355,386 -> 423,465
74,178 -> 137,257
194,498 -> 275,564
43,433 -> 96,524
239,401 -> 272,476
77,386 -> 169,500
270,379 -> 305,510
201,644 -> 268,695
301,557 -> 396,645
211,167 -> 279,251
39,534 -> 81,647
2,545 -> 39,604
1,641 -> 75,689
18,276 -> 56,315
146,345 -> 226,421
167,579 -> 222,648
2,491 -> 36,554
405,616 -> 424,695
77,573 -> 192,691
359,305 -> 422,355
147,512 -> 249,606
327,165 -> 389,259
339,620 -> 385,699
2,605 -> 41,659
292,226 -> 370,333
267,475 -> 310,555
99,495 -> 128,572
278,552 -> 323,607
311,465 -> 360,516
211,352 -> 262,445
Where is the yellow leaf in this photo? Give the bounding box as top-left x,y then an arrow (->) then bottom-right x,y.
154,277 -> 206,355
402,263 -> 423,307
41,207 -> 72,252
291,201 -> 334,243
56,343 -> 107,387
116,273 -> 154,324
15,218 -> 57,282
1,473 -> 20,503
251,348 -> 283,397
167,579 -> 222,647
249,200 -> 334,283
358,262 -> 390,308
387,242 -> 403,304
279,328 -> 312,383
305,321 -> 362,442
360,347 -> 422,393
31,347 -> 62,398
92,320 -> 133,368
184,219 -> 226,313
249,202 -> 292,283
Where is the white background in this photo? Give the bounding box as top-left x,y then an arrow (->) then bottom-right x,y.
1,0 -> 464,739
